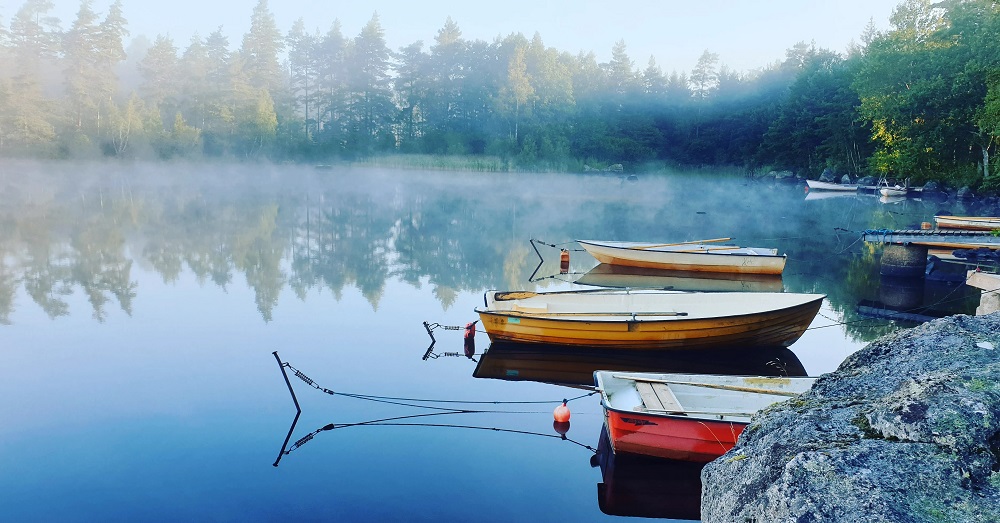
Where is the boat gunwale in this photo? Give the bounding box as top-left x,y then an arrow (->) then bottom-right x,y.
474,292 -> 825,324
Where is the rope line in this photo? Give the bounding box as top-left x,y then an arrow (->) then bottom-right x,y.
281,411 -> 598,457
282,361 -> 598,408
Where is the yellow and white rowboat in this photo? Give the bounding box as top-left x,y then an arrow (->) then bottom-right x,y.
475,289 -> 824,350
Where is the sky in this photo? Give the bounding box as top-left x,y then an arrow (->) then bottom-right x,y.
37,0 -> 904,73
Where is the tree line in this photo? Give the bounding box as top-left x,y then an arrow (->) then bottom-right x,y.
1,0 -> 999,192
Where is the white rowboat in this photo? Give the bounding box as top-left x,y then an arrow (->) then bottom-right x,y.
577,239 -> 786,275
806,180 -> 858,191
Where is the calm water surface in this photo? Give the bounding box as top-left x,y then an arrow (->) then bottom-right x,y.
0,161 -> 988,521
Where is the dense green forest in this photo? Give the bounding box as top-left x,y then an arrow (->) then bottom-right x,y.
1,0 -> 1000,191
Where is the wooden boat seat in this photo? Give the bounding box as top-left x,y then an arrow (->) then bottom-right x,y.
635,381 -> 685,414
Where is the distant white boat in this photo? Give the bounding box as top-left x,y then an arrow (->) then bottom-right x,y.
806,180 -> 858,192
879,185 -> 907,197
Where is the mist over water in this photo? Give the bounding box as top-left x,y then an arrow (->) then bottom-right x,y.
0,161 -> 987,521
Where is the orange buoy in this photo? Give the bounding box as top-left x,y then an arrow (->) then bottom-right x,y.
921,221 -> 932,230
560,249 -> 570,273
553,400 -> 571,422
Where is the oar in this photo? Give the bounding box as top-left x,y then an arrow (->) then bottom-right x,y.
641,408 -> 756,417
491,288 -> 612,301
671,246 -> 742,253
614,374 -> 804,397
628,237 -> 732,250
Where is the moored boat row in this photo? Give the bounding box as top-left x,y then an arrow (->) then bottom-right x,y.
472,236 -> 824,465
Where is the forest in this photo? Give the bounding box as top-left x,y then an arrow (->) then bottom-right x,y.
1,0 -> 1000,192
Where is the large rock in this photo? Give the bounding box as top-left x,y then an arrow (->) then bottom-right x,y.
701,313 -> 1000,522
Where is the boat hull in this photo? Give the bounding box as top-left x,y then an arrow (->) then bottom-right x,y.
476,290 -> 824,350
603,406 -> 744,462
578,240 -> 786,275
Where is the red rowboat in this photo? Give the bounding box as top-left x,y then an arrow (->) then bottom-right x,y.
595,371 -> 816,462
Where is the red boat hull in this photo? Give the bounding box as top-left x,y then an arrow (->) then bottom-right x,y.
604,406 -> 746,462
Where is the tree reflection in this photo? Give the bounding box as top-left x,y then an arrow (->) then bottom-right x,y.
0,165 -> 987,329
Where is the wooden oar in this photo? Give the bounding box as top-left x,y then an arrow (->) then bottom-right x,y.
671,246 -> 743,253
642,408 -> 756,417
628,237 -> 732,250
492,288 -> 612,301
614,374 -> 803,397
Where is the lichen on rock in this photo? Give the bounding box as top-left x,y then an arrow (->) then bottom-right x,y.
701,312 -> 1000,522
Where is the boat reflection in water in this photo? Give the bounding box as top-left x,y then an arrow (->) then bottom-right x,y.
473,341 -> 807,387
592,425 -> 702,521
574,263 -> 784,293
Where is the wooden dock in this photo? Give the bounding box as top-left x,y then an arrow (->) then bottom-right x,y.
863,229 -> 1000,250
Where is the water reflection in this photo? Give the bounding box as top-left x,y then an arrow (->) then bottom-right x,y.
574,264 -> 784,292
0,161 -> 990,345
593,425 -> 701,521
473,341 -> 807,386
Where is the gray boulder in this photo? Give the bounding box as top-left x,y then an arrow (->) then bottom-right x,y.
819,169 -> 837,183
701,313 -> 1000,523
857,176 -> 877,186
958,186 -> 976,200
840,174 -> 852,185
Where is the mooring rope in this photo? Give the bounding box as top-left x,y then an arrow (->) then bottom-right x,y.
279,410 -> 597,458
530,238 -> 587,252
281,360 -> 598,409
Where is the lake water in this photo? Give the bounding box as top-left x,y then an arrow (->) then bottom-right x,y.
0,161 -> 990,522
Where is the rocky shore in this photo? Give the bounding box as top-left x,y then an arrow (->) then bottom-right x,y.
701,313 -> 1000,522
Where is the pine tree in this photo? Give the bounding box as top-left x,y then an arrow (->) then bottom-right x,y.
63,0 -> 101,132
2,0 -> 61,153
240,0 -> 284,92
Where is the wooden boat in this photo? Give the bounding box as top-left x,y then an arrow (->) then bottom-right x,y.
806,179 -> 858,191
595,370 -> 817,461
473,341 -> 807,386
475,289 -> 825,350
576,239 -> 786,275
574,264 -> 784,292
934,215 -> 1000,231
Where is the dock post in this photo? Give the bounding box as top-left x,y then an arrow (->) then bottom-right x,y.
880,244 -> 928,278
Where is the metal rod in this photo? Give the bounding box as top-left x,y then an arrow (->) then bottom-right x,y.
273,351 -> 302,413
272,411 -> 300,467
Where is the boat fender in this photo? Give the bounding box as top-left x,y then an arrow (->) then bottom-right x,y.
560,249 -> 570,273
463,321 -> 476,358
